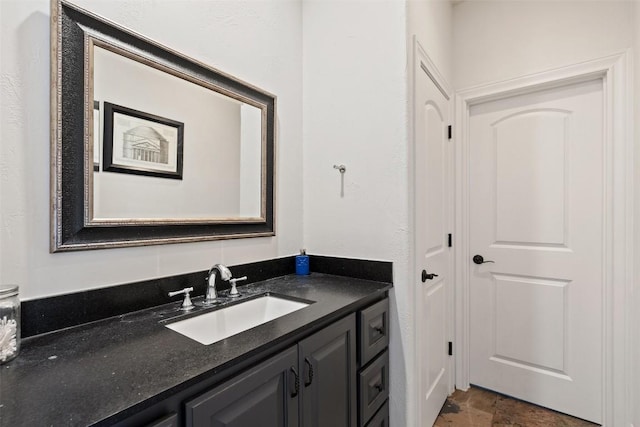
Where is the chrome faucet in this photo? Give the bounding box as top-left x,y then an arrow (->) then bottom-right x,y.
203,264 -> 232,305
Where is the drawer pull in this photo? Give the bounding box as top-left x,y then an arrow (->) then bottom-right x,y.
371,324 -> 385,335
304,357 -> 314,387
290,366 -> 299,397
368,375 -> 385,396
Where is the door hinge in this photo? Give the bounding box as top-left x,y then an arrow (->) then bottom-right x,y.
448,341 -> 453,356
448,125 -> 452,140
448,233 -> 452,247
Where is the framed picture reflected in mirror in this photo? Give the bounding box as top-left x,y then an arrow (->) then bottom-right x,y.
102,102 -> 184,180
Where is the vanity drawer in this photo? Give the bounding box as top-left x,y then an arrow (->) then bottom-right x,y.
359,350 -> 389,426
359,298 -> 389,366
144,413 -> 178,427
364,400 -> 389,427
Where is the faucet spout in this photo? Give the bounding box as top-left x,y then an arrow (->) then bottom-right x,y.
204,264 -> 232,305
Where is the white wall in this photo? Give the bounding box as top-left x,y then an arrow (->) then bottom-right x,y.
634,4 -> 640,426
301,1 -> 427,425
301,2 -> 453,425
0,0 -> 303,299
453,0 -> 634,89
408,0 -> 453,83
301,0 -> 409,421
454,2 -> 636,425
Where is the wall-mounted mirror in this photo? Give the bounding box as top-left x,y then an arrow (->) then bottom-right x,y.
51,0 -> 276,252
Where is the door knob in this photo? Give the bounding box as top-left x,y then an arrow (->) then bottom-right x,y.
473,255 -> 494,265
421,270 -> 439,282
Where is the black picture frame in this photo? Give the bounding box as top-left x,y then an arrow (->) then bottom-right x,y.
103,102 -> 184,180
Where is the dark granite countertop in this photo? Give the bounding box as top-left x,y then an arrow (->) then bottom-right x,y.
0,273 -> 390,426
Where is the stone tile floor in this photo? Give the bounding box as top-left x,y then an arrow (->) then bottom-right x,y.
434,387 -> 599,427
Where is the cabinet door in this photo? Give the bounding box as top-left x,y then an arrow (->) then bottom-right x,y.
185,346 -> 299,427
298,314 -> 357,427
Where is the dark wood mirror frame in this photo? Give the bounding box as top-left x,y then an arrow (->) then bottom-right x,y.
50,0 -> 276,252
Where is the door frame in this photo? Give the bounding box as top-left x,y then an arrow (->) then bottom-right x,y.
454,51 -> 633,426
410,36 -> 455,426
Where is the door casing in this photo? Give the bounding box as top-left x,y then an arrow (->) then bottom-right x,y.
454,51 -> 633,427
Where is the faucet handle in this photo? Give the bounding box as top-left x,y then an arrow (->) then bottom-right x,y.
168,287 -> 195,311
228,276 -> 247,298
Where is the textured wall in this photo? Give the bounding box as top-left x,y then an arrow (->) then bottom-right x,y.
407,0 -> 453,83
0,0 -> 303,299
301,1 -> 411,425
453,0 -> 634,88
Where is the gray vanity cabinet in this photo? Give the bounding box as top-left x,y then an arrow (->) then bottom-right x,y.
357,298 -> 390,427
185,346 -> 299,427
185,314 -> 356,427
298,314 -> 357,427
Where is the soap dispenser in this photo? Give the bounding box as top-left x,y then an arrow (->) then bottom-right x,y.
295,249 -> 310,275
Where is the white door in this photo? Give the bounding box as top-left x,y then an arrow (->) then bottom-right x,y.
414,47 -> 452,427
468,78 -> 604,423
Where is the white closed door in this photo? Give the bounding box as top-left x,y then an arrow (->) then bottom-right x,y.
414,51 -> 452,426
468,78 -> 604,423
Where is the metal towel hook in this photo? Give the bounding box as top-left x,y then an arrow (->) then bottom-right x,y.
333,164 -> 346,197
333,164 -> 346,174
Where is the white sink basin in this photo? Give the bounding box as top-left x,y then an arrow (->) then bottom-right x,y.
165,294 -> 310,345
